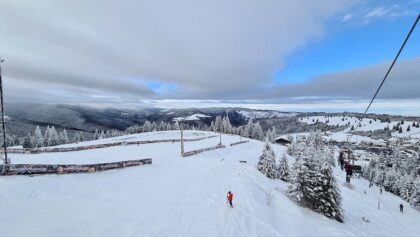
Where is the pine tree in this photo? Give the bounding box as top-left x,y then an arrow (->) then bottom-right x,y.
59,129 -> 70,144
79,131 -> 85,142
410,178 -> 420,208
287,139 -> 298,156
22,133 -> 33,148
173,121 -> 180,130
314,130 -> 323,148
325,148 -> 336,167
48,126 -> 60,146
257,141 -> 279,179
399,174 -> 415,201
288,146 -> 318,208
73,132 -> 81,143
43,126 -> 50,146
315,158 -> 344,222
33,126 -> 44,148
222,116 -> 232,134
99,130 -> 105,139
252,122 -> 264,140
93,129 -> 99,140
278,154 -> 290,181
383,169 -> 399,194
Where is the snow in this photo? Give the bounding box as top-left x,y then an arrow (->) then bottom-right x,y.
238,110 -> 295,120
49,130 -> 212,148
1,131 -> 420,237
301,116 -> 420,138
173,113 -> 211,121
301,116 -> 420,142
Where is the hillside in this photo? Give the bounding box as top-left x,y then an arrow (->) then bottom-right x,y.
2,131 -> 420,237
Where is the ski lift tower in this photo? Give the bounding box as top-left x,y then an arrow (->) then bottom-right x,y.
180,123 -> 185,157
0,57 -> 8,166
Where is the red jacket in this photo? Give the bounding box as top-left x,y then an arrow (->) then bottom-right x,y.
228,193 -> 233,201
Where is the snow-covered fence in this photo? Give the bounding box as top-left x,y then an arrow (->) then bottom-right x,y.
7,135 -> 218,154
1,158 -> 152,176
182,144 -> 226,157
229,140 -> 249,146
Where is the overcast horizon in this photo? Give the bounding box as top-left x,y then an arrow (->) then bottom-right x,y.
1,0 -> 419,115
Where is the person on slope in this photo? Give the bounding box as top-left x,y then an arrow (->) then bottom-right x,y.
400,203 -> 404,213
227,191 -> 234,208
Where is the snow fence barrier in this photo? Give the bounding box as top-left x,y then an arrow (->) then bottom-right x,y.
182,144 -> 226,157
7,135 -> 218,154
1,158 -> 152,176
229,140 -> 249,146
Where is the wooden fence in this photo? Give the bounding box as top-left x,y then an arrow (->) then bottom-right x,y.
1,158 -> 152,176
182,144 -> 226,157
7,135 -> 218,154
229,140 -> 249,146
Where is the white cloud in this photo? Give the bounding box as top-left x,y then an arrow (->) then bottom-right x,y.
341,13 -> 353,21
0,0 -> 353,103
365,7 -> 391,18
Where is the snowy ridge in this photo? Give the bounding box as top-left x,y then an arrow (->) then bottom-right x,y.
2,131 -> 420,237
238,110 -> 296,120
173,113 -> 211,121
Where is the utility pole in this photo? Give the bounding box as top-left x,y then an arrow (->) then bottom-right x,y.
180,123 -> 184,156
219,133 -> 222,146
0,58 -> 7,165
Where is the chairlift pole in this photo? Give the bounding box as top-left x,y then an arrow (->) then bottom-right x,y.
180,123 -> 184,156
0,58 -> 7,165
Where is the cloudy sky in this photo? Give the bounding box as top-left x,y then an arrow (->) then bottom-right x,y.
1,0 -> 419,114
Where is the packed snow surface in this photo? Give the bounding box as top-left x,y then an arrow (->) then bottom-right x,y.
1,131 -> 420,237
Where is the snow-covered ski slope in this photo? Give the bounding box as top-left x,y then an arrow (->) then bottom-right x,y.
301,116 -> 420,139
1,131 -> 420,237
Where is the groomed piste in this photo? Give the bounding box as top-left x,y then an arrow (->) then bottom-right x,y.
1,130 -> 419,237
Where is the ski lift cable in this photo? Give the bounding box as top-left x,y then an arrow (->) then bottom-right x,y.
348,14 -> 420,143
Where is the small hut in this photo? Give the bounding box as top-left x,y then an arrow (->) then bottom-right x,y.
275,137 -> 292,145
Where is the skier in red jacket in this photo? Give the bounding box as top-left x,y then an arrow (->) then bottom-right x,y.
227,191 -> 233,208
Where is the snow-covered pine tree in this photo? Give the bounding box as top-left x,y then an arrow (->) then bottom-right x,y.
73,132 -> 81,143
278,153 -> 289,181
288,146 -> 318,208
410,178 -> 420,208
99,130 -> 105,140
383,169 -> 399,194
314,130 -> 323,148
399,174 -> 415,201
22,133 -> 33,148
143,121 -> 152,132
222,116 -> 232,134
33,126 -> 44,148
214,115 -> 222,133
315,158 -> 344,222
325,148 -> 336,167
93,129 -> 99,140
48,126 -> 60,146
59,129 -> 70,144
252,122 -> 264,140
287,139 -> 298,156
257,141 -> 279,179
79,131 -> 85,142
306,130 -> 315,146
173,121 -> 180,130
43,126 -> 50,146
